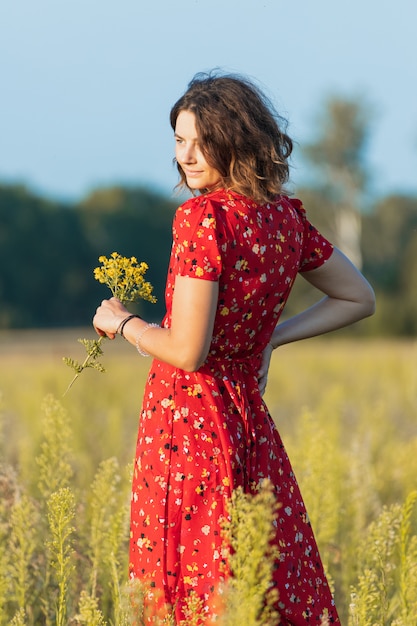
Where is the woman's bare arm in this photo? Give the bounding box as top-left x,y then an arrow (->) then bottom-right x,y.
93,275 -> 219,372
269,247 -> 375,348
258,248 -> 375,395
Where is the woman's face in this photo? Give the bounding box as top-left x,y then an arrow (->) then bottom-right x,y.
174,110 -> 222,191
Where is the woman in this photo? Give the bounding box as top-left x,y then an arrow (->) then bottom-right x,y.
93,73 -> 375,624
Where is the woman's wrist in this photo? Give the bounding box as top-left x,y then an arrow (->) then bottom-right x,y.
135,323 -> 160,357
115,314 -> 160,358
269,329 -> 284,350
117,314 -> 141,338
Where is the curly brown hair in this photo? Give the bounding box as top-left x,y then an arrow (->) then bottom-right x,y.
170,72 -> 293,204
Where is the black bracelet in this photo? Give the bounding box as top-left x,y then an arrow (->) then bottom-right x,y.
118,314 -> 141,338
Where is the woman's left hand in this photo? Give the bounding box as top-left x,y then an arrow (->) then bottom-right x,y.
258,342 -> 274,396
93,297 -> 130,339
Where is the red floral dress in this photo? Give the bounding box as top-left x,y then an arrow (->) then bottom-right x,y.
129,189 -> 340,625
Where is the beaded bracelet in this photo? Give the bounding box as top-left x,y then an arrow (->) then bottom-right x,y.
135,323 -> 159,357
117,314 -> 141,338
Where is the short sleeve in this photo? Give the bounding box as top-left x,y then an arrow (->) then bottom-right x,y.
288,198 -> 334,272
171,197 -> 222,280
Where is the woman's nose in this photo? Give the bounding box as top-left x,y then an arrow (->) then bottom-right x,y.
182,144 -> 196,163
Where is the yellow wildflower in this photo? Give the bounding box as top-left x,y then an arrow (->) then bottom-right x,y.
63,252 -> 156,394
93,252 -> 157,303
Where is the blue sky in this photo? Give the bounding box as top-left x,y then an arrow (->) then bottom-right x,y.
1,0 -> 416,202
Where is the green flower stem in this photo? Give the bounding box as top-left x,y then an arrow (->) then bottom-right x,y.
63,336 -> 106,397
63,252 -> 156,394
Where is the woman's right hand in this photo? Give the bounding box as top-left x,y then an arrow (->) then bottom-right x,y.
93,297 -> 130,339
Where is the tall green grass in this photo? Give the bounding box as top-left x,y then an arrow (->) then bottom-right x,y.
0,331 -> 416,624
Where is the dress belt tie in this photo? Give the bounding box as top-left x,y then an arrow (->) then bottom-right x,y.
209,356 -> 262,487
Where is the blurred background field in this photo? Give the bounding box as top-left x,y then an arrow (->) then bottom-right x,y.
1,331 -> 416,624
1,1 -> 416,620
3,330 -> 416,494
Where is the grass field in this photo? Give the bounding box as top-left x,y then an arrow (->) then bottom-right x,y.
0,330 -> 416,625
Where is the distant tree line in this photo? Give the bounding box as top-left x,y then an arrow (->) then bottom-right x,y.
0,180 -> 416,336
0,184 -> 175,329
1,95 -> 416,335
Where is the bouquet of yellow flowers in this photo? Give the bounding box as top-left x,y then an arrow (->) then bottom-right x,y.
63,252 -> 156,394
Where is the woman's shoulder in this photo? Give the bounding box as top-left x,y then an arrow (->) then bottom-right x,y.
278,195 -> 303,210
276,195 -> 310,222
199,189 -> 263,212
177,190 -> 307,218
176,192 -> 220,213
173,194 -> 220,234
176,189 -> 241,218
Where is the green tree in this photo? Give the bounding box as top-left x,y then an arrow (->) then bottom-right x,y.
0,184 -> 97,328
0,184 -> 176,329
361,194 -> 417,335
300,95 -> 371,268
76,185 -> 177,321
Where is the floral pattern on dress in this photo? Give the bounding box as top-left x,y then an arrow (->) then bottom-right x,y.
129,190 -> 340,625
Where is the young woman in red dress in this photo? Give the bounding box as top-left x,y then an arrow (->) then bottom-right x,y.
93,72 -> 375,625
